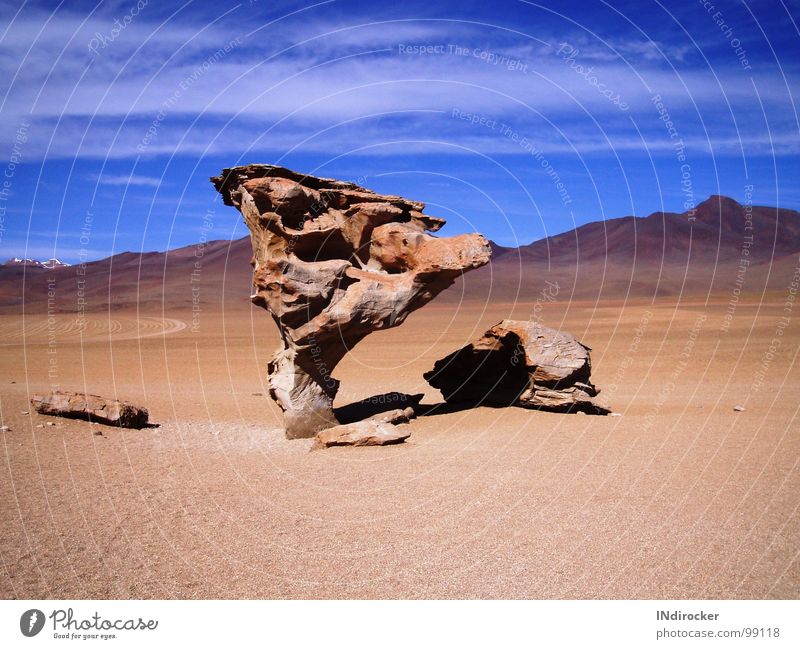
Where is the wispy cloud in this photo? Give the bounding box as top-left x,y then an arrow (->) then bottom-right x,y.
93,173 -> 163,186
0,1 -> 797,264
0,3 -> 797,162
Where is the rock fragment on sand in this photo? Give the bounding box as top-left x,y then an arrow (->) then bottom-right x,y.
733,405 -> 745,412
312,404 -> 416,450
211,164 -> 490,439
31,391 -> 149,428
312,420 -> 410,450
425,319 -> 610,414
0,425 -> 10,432
365,406 -> 416,425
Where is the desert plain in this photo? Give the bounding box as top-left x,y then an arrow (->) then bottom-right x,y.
1,283 -> 798,599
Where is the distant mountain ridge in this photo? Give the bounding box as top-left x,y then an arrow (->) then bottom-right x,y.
1,195 -> 798,313
491,195 -> 800,263
4,257 -> 71,269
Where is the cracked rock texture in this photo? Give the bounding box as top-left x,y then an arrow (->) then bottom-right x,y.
424,319 -> 609,414
212,165 -> 491,438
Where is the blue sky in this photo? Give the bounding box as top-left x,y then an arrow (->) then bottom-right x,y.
0,0 -> 798,261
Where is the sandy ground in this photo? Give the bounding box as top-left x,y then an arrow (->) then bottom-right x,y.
1,296 -> 798,599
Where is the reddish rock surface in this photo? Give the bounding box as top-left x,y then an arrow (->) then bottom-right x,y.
312,420 -> 412,450
31,391 -> 150,428
212,165 -> 491,438
425,319 -> 608,414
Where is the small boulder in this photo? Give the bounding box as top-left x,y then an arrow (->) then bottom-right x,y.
425,319 -> 609,414
31,391 -> 149,428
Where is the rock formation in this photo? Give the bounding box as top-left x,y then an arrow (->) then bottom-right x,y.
31,391 -> 150,428
211,165 -> 491,438
424,320 -> 609,414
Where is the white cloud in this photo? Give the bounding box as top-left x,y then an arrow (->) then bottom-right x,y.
93,173 -> 163,186
0,6 -> 796,161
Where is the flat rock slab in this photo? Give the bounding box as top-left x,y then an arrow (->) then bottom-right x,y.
31,391 -> 150,428
312,421 -> 411,450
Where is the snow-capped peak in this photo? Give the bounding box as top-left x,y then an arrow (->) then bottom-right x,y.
42,258 -> 70,268
3,257 -> 71,268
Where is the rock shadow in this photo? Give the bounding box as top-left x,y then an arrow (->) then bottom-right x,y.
335,388 -> 609,426
334,392 -> 425,424
416,398 -> 610,417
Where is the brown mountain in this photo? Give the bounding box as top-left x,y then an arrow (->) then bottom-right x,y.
2,195 -> 797,315
449,195 -> 800,302
507,195 -> 799,262
0,238 -> 254,314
